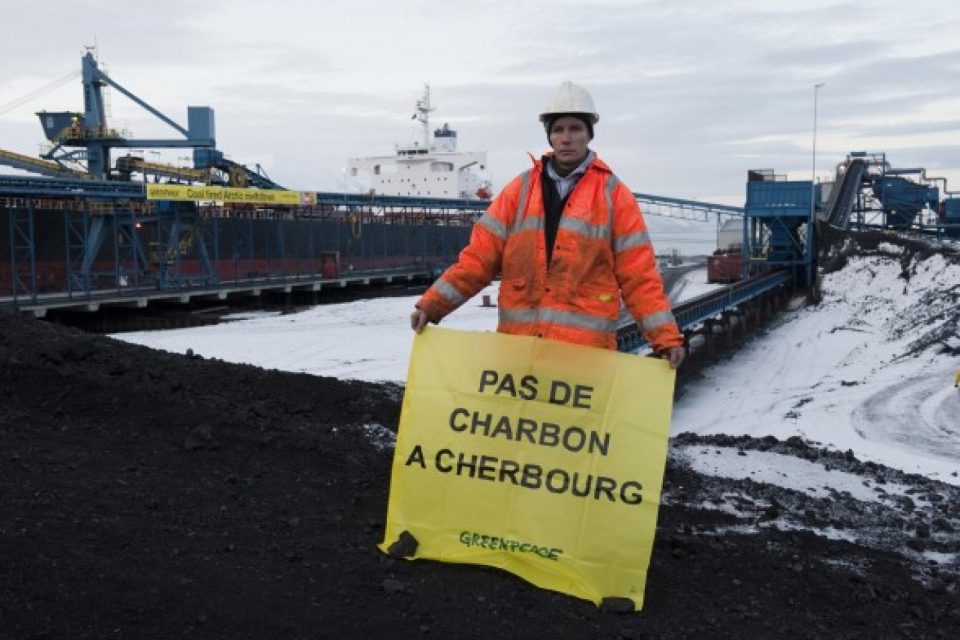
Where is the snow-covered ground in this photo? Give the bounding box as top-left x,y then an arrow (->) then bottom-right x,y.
113,245 -> 960,488
673,246 -> 960,486
113,266 -> 717,384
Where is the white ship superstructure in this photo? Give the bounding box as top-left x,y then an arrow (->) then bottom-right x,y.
347,86 -> 491,200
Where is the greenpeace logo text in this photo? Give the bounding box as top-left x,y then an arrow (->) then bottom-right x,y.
459,530 -> 563,561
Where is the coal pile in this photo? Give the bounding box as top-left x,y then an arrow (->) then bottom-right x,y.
1,313 -> 958,639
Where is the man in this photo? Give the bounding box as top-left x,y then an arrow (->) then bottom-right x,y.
410,81 -> 684,368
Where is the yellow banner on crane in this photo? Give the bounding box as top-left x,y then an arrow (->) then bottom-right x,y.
146,184 -> 313,205
379,327 -> 676,611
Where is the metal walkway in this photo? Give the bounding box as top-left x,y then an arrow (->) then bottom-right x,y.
616,270 -> 791,352
1,265 -> 432,317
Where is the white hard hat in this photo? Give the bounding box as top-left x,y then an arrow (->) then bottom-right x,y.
539,81 -> 599,124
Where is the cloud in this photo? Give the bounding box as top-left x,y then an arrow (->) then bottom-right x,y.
1,0 -> 959,202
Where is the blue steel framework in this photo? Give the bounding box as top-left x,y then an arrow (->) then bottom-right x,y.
0,195 -> 478,311
617,271 -> 790,352
0,175 -> 144,199
40,52 -> 216,181
9,201 -> 36,299
742,174 -> 818,288
822,153 -> 960,238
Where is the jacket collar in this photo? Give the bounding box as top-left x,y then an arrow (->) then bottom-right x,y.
530,150 -> 611,175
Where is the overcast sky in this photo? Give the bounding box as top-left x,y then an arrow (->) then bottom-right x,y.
1,0 -> 959,204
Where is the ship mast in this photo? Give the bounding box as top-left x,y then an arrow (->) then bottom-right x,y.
413,84 -> 434,148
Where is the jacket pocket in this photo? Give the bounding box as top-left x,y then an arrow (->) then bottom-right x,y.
577,283 -> 620,318
508,277 -> 527,291
499,277 -> 528,307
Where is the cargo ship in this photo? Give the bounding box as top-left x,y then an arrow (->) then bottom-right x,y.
346,85 -> 492,200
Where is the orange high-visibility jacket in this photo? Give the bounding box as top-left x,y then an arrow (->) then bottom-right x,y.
416,154 -> 683,352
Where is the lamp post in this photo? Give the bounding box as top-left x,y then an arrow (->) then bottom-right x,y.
806,82 -> 825,289
811,82 -> 825,221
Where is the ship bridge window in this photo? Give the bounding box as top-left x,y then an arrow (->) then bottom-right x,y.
430,162 -> 454,173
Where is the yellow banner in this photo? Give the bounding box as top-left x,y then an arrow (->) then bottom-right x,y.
146,184 -> 312,205
380,327 -> 676,611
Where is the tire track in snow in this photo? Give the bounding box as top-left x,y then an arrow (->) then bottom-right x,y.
853,371 -> 960,460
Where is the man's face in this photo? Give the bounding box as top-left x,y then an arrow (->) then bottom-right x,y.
548,116 -> 590,171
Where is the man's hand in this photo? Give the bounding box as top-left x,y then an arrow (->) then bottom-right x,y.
410,308 -> 429,333
662,346 -> 684,369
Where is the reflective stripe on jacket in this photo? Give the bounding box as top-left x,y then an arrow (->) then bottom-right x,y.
416,154 -> 683,352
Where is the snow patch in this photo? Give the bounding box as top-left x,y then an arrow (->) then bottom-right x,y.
674,445 -> 924,505
360,423 -> 396,451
